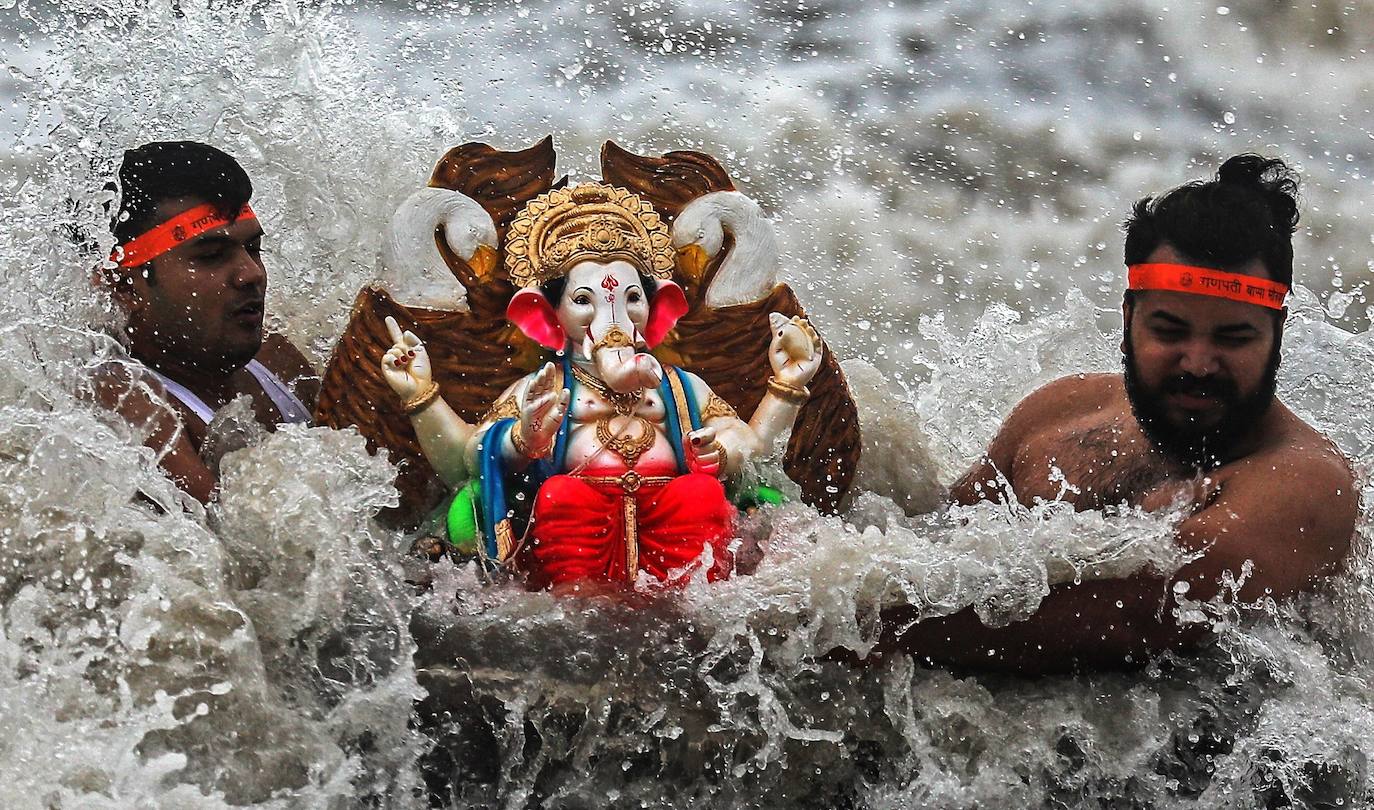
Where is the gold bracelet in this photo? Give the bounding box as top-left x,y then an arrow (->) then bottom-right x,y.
766,376 -> 810,405
510,424 -> 547,458
509,426 -> 530,456
403,381 -> 441,415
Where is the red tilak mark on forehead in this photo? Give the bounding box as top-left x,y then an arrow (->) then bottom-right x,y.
605,294 -> 615,303
601,275 -> 619,291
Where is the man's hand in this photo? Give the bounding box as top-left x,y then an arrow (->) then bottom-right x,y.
381,315 -> 432,400
515,362 -> 568,457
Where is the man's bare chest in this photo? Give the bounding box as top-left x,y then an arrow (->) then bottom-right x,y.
179,369 -> 285,450
1012,415 -> 1181,509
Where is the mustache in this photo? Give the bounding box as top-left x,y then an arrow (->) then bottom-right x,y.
230,296 -> 264,312
1160,373 -> 1238,400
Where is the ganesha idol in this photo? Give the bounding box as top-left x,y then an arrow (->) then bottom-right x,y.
315,139 -> 861,590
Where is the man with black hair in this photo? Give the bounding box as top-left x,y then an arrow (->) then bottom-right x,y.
96,141 -> 318,503
882,154 -> 1356,671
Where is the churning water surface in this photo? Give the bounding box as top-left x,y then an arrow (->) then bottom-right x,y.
2,0 -> 1374,807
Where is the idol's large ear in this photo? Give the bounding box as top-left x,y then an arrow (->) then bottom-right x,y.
507,287 -> 566,350
643,279 -> 689,348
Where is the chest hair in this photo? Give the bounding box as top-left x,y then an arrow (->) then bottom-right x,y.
1043,421 -> 1180,508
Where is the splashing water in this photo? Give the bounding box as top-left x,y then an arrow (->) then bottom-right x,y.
2,0 -> 1374,807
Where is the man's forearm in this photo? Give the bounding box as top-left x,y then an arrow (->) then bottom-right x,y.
878,577 -> 1206,674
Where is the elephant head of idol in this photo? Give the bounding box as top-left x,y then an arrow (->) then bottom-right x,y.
502,184 -> 688,393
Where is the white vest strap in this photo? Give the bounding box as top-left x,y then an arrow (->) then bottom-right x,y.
147,359 -> 310,426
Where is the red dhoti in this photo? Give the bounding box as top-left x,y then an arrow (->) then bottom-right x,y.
521,468 -> 735,590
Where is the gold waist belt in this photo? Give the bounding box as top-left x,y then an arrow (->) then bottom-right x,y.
576,470 -> 675,494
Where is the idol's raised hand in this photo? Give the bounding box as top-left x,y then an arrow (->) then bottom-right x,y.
514,361 -> 569,458
381,315 -> 432,400
767,312 -> 823,388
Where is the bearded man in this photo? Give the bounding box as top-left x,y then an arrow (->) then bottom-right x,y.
882,154 -> 1357,672
95,141 -> 318,503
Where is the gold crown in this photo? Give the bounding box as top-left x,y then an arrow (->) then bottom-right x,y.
504,183 -> 676,288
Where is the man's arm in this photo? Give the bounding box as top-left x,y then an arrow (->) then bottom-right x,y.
879,576 -> 1199,672
883,456 -> 1356,673
948,443 -> 1014,507
1170,451 -> 1355,602
92,363 -> 217,504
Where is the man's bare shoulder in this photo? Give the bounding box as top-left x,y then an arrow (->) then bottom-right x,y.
954,373 -> 1124,501
1004,373 -> 1122,434
258,332 -> 316,380
88,359 -> 218,503
257,332 -> 320,410
1237,404 -> 1356,497
90,359 -> 170,414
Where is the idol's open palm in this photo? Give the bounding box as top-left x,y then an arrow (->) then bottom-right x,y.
516,362 -> 568,455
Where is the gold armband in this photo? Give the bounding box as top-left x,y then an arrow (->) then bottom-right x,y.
481,394 -> 520,424
766,376 -> 810,405
403,382 -> 441,415
701,392 -> 739,421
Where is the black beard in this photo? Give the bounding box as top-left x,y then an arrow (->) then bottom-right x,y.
1122,332 -> 1280,470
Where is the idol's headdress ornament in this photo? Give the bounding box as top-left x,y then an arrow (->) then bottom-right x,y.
503,183 -> 675,288
1128,262 -> 1288,310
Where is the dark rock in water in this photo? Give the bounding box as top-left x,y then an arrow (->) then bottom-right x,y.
409,589 -> 901,808
1249,745 -> 1369,810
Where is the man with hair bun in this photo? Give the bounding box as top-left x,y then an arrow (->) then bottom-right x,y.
883,154 -> 1357,671
95,141 -> 318,503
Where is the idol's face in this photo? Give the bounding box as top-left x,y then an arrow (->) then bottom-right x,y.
1122,244 -> 1283,468
556,259 -> 651,347
118,196 -> 267,372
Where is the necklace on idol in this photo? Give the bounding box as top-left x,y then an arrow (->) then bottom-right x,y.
570,363 -> 643,417
594,416 -> 656,467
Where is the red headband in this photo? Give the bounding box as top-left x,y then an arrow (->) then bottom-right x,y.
112,202 -> 256,268
1127,263 -> 1288,310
